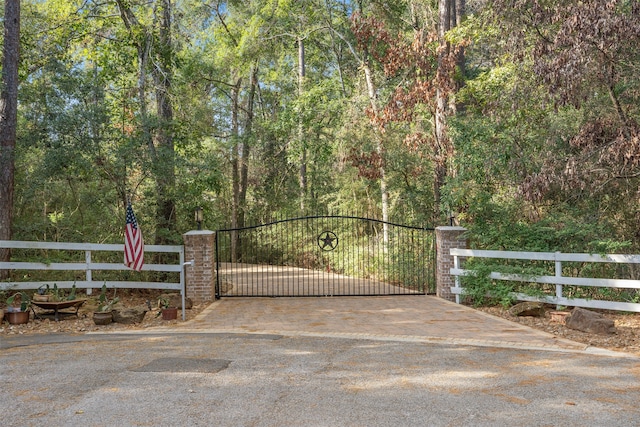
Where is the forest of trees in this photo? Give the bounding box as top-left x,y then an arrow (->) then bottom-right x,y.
1,0 -> 639,256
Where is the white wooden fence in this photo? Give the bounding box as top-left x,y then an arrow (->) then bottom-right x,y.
450,248 -> 640,312
0,240 -> 192,320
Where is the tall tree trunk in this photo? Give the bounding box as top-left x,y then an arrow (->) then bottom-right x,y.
239,65 -> 258,228
298,35 -> 307,213
0,0 -> 20,279
117,0 -> 176,244
362,60 -> 389,243
435,0 -> 455,224
230,63 -> 258,262
153,0 -> 176,245
230,76 -> 242,262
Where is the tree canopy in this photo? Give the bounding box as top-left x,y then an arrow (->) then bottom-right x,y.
1,0 -> 639,253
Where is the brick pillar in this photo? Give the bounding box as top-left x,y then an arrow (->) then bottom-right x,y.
436,226 -> 468,302
183,230 -> 216,304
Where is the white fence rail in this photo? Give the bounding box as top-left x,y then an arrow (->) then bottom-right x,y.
450,248 -> 640,312
0,240 -> 192,320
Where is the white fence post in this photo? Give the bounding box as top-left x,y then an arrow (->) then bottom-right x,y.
453,253 -> 461,304
85,250 -> 93,295
554,251 -> 562,310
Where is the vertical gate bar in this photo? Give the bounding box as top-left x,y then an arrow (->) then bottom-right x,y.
358,217 -> 362,296
353,216 -> 358,296
293,217 -> 296,296
309,217 -> 312,296
378,222 -> 389,289
322,216 -> 326,296
383,222 -> 387,295
254,228 -> 259,297
246,227 -> 250,297
253,228 -> 258,297
425,231 -> 429,293
397,227 -> 402,294
420,230 -> 424,293
377,218 -> 381,295
299,217 -> 303,297
375,219 -> 379,295
386,223 -> 390,294
426,231 -> 430,293
215,232 -> 220,299
255,228 -> 260,297
328,215 -> 332,295
391,226 -> 395,294
318,216 -> 322,296
242,230 -> 248,297
313,217 -> 317,295
276,219 -> 280,296
320,216 -> 325,296
378,219 -> 382,295
407,229 -> 411,294
297,219 -> 304,293
295,217 -> 298,296
278,215 -> 286,296
379,221 -> 383,295
402,228 -> 407,294
405,229 -> 409,294
383,221 -> 387,294
294,218 -> 297,297
336,214 -> 340,296
250,227 -> 258,292
336,214 -> 340,295
360,217 -> 364,295
297,217 -> 300,296
426,230 -> 430,294
421,230 -> 424,293
289,215 -> 292,297
295,218 -> 298,296
295,217 -> 298,297
237,229 -> 243,296
414,229 -> 418,294
368,218 -> 372,296
381,222 -> 386,295
403,229 -> 407,294
328,215 -> 331,295
242,229 -> 247,297
308,217 -> 312,296
251,224 -> 255,296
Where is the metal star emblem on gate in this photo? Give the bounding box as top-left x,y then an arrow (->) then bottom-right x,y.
318,231 -> 338,251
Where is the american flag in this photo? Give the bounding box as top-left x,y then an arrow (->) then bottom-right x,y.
124,202 -> 144,271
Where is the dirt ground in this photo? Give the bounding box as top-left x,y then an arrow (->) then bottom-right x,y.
0,290 -> 208,336
3,291 -> 640,356
475,305 -> 640,356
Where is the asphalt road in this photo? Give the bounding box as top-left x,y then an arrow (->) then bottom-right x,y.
2,330 -> 640,427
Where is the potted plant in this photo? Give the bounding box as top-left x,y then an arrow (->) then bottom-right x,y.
32,284 -> 51,302
158,297 -> 178,321
5,291 -> 31,325
93,284 -> 119,325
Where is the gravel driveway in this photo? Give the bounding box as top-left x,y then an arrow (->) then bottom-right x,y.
2,331 -> 640,426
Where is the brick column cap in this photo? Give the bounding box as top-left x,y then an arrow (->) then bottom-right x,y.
435,226 -> 467,232
183,230 -> 215,237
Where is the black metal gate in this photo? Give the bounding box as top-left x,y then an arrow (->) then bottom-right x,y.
215,215 -> 434,298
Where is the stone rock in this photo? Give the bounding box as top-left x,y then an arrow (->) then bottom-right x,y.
158,293 -> 193,310
112,306 -> 148,324
508,301 -> 545,317
566,307 -> 616,335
